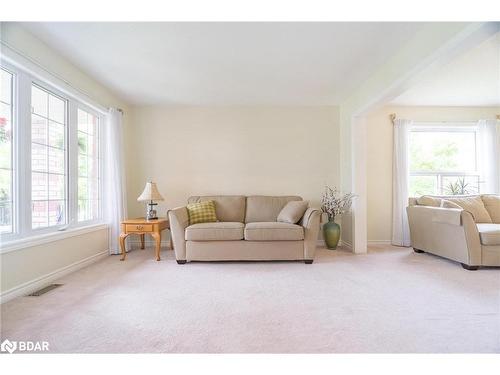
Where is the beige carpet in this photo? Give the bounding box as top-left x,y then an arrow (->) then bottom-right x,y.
1,245 -> 499,353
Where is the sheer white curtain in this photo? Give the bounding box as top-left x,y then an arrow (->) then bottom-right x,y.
478,119 -> 499,194
392,119 -> 412,247
103,108 -> 128,255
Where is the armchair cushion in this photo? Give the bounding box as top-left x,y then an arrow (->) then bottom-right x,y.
277,200 -> 309,224
476,224 -> 500,246
185,222 -> 244,241
244,222 -> 304,241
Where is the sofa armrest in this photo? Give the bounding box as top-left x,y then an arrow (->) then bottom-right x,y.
407,205 -> 482,265
460,210 -> 482,265
301,207 -> 321,228
413,206 -> 463,226
300,208 -> 321,260
168,206 -> 189,261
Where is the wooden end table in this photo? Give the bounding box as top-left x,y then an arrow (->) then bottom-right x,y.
119,218 -> 171,261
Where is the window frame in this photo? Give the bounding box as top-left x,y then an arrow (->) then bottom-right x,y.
73,102 -> 104,225
409,122 -> 481,196
30,79 -> 70,233
0,61 -> 105,245
0,65 -> 17,237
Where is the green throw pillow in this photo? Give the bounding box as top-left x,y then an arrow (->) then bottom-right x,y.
187,200 -> 217,225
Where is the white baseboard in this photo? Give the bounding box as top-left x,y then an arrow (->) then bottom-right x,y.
317,239 -> 353,251
0,250 -> 109,304
128,239 -> 171,249
340,240 -> 352,250
328,240 -> 391,251
319,240 -> 392,251
367,240 -> 392,245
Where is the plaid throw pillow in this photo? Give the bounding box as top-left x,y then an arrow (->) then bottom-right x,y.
187,200 -> 218,225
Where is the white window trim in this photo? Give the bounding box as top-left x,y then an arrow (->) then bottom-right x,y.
30,78 -> 70,233
1,43 -> 108,115
73,102 -> 105,226
409,122 -> 481,196
0,65 -> 17,237
0,60 -> 107,249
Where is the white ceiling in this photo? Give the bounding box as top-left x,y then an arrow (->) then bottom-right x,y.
20,22 -> 427,106
390,33 -> 500,106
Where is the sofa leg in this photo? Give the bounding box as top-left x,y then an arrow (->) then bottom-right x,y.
461,263 -> 479,271
304,259 -> 314,264
176,260 -> 187,265
413,248 -> 425,253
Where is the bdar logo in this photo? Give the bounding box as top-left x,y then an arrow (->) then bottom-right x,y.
1,339 -> 17,354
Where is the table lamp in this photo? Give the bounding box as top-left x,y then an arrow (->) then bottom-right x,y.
137,182 -> 164,220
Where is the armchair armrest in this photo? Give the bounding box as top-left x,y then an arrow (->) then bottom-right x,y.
168,206 -> 189,260
300,208 -> 321,260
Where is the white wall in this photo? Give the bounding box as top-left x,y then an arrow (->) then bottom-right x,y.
0,23 -> 130,297
366,105 -> 499,242
1,229 -> 108,295
338,23 -> 492,252
126,106 -> 340,217
0,22 -> 493,299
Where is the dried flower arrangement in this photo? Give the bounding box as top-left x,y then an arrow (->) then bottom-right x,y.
321,186 -> 355,221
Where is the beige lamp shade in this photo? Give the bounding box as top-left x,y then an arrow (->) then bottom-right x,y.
137,182 -> 164,202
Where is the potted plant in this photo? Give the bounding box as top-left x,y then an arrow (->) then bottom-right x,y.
443,177 -> 477,195
321,186 -> 355,250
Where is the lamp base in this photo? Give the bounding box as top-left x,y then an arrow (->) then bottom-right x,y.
146,202 -> 158,220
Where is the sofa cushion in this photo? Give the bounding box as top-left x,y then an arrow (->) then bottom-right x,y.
447,196 -> 492,223
277,200 -> 309,224
186,200 -> 217,225
244,222 -> 304,241
188,195 -> 246,223
245,196 -> 302,223
481,195 -> 500,223
185,222 -> 244,241
416,196 -> 442,207
476,223 -> 500,246
441,200 -> 462,209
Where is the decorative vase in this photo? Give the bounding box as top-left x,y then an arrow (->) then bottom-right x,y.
323,217 -> 340,250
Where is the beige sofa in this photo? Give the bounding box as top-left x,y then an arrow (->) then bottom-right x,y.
407,195 -> 500,270
168,195 -> 321,264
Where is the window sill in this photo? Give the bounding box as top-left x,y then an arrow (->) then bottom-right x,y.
0,223 -> 109,254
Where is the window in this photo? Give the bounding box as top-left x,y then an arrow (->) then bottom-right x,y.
77,108 -> 100,222
31,85 -> 67,229
0,61 -> 104,244
0,68 -> 14,234
409,124 -> 480,196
